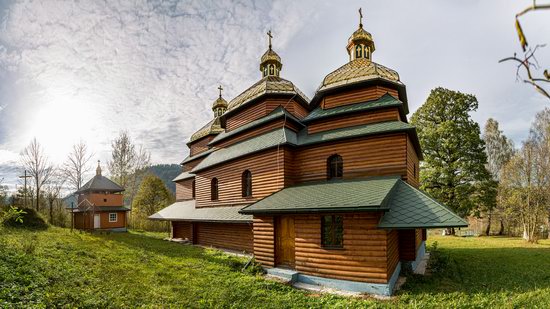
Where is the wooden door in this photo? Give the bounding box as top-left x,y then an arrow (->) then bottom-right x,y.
276,216 -> 295,268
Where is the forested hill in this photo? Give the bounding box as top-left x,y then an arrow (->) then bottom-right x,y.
148,164 -> 181,194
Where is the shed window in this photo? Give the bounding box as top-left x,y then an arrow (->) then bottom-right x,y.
327,154 -> 343,179
211,178 -> 219,201
192,180 -> 196,199
109,213 -> 117,222
321,215 -> 343,248
242,170 -> 252,198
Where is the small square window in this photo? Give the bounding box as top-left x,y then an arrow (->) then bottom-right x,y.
321,215 -> 343,248
109,213 -> 117,222
104,198 -> 107,203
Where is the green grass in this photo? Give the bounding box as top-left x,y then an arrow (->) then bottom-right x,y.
1,227 -> 549,308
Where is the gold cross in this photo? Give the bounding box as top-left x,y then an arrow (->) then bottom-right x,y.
218,85 -> 223,97
267,30 -> 273,49
359,8 -> 363,28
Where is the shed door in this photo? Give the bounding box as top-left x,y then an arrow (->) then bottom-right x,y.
276,216 -> 295,268
94,214 -> 100,229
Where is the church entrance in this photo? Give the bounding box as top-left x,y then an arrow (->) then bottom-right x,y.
275,216 -> 295,268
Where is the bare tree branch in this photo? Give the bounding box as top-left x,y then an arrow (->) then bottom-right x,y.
62,141 -> 94,191
20,138 -> 54,211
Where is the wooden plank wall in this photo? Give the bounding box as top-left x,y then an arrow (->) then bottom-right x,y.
195,222 -> 253,252
293,134 -> 408,183
216,120 -> 300,148
225,98 -> 307,132
398,229 -> 417,261
253,216 -> 275,267
80,193 -> 124,207
321,86 -> 399,109
98,211 -> 126,229
293,213 -> 395,284
405,136 -> 420,188
307,108 -> 401,134
183,158 -> 203,172
175,179 -> 194,201
189,135 -> 215,156
194,148 -> 287,208
173,221 -> 193,240
386,230 -> 400,279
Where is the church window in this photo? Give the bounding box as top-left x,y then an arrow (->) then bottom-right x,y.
355,45 -> 363,59
327,154 -> 343,180
242,170 -> 252,197
321,215 -> 343,248
211,178 -> 219,201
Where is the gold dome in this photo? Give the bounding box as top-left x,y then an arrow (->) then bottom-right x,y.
212,97 -> 228,111
319,58 -> 401,92
347,27 -> 375,54
189,118 -> 224,142
260,49 -> 282,65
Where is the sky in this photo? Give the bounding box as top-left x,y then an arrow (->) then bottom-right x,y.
0,0 -> 549,191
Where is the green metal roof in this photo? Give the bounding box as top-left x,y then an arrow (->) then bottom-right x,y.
192,128 -> 298,172
180,148 -> 215,165
303,93 -> 404,123
240,176 -> 467,229
209,106 -> 303,146
298,120 -> 417,147
378,181 -> 468,228
240,176 -> 400,214
191,121 -> 421,173
149,200 -> 252,223
173,171 -> 195,182
76,174 -> 124,193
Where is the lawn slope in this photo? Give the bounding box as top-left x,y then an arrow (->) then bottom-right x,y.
1,227 -> 549,308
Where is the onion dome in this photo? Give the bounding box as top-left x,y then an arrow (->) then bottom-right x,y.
212,85 -> 228,117
189,87 -> 227,143
260,30 -> 282,77
317,8 -> 402,93
226,30 -> 309,112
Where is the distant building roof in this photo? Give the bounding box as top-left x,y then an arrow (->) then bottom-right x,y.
76,162 -> 124,193
148,200 -> 252,223
240,176 -> 468,229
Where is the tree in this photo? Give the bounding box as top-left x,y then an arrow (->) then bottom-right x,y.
20,138 -> 54,212
499,1 -> 550,100
44,169 -> 65,225
411,88 -> 492,233
529,108 -> 550,238
107,131 -> 151,206
131,174 -> 173,231
62,141 -> 93,191
482,119 -> 515,235
0,178 -> 7,208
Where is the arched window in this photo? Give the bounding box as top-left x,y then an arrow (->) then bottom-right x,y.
269,64 -> 274,75
363,46 -> 370,59
211,178 -> 219,201
355,45 -> 363,59
191,180 -> 196,199
327,154 -> 343,180
242,170 -> 252,197
264,67 -> 268,77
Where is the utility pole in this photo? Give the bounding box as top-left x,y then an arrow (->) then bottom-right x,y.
18,170 -> 31,209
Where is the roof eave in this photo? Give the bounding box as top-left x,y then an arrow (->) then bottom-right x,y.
239,206 -> 389,215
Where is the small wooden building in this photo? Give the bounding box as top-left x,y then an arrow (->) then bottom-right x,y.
150,15 -> 467,295
71,162 -> 129,232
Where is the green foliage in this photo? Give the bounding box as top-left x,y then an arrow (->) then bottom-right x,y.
411,88 -> 492,217
1,228 -> 549,307
148,164 -> 181,194
131,174 -> 174,231
2,207 -> 48,230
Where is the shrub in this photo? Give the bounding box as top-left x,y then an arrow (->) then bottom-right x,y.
2,207 -> 48,230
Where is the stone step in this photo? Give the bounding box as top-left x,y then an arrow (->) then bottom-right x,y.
266,268 -> 299,283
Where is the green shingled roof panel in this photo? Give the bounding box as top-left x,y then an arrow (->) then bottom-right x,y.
378,181 -> 468,228
210,106 -> 303,146
303,93 -> 402,123
173,171 -> 195,182
149,200 -> 252,222
239,176 -> 400,214
193,128 -> 298,172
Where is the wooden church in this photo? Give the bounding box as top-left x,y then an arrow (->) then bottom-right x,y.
71,162 -> 130,232
150,12 -> 467,295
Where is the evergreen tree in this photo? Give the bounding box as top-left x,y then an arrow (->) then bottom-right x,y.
411,88 -> 492,232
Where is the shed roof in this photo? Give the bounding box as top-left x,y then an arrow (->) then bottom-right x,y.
173,171 -> 195,182
240,176 -> 467,229
148,200 -> 252,223
303,93 -> 404,123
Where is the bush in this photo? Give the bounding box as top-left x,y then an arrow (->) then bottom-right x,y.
2,207 -> 48,230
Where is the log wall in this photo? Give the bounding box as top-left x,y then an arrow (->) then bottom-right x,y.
253,213 -> 400,284
405,136 -> 420,188
175,179 -> 194,201
79,193 -> 124,207
189,135 -> 215,156
398,229 -> 418,261
194,148 -> 287,208
321,86 -> 399,110
226,98 -> 307,132
216,119 -> 300,148
307,108 -> 401,134
183,157 -> 203,172
293,134 -> 408,183
195,222 -> 253,252
172,221 -> 193,240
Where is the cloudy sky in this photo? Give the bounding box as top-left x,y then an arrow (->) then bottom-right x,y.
0,0 -> 549,190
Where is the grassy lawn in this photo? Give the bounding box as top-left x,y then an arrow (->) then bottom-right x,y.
1,227 -> 549,308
